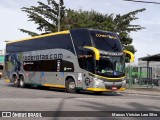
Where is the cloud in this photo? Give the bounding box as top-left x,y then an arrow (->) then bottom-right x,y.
131,21 -> 160,63
0,1 -> 39,50
0,8 -> 37,39
0,0 -> 38,10
64,0 -> 160,63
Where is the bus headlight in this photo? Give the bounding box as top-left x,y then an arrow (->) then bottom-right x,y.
94,78 -> 104,83
94,78 -> 104,88
122,78 -> 126,87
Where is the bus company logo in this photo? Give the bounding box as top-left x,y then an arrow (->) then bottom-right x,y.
100,51 -> 123,56
64,67 -> 72,71
23,53 -> 63,61
23,62 -> 34,65
2,112 -> 11,117
96,34 -> 117,39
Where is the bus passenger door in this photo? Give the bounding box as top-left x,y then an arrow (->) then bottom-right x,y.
78,52 -> 95,88
55,59 -> 63,85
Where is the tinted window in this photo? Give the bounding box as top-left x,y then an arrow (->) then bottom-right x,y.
0,65 -> 3,70
89,30 -> 122,52
78,51 -> 95,73
23,60 -> 74,72
70,29 -> 92,55
6,34 -> 75,54
96,56 -> 125,78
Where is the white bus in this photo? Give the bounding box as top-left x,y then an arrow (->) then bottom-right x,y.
5,28 -> 134,94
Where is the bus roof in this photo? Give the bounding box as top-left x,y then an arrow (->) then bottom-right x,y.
6,28 -> 117,44
7,30 -> 70,44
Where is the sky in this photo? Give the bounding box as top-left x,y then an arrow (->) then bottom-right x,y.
0,0 -> 160,64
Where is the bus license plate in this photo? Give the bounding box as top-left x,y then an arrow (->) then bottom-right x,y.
112,87 -> 117,90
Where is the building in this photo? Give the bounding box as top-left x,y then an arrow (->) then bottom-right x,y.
0,50 -> 4,78
138,54 -> 160,78
0,50 -> 4,64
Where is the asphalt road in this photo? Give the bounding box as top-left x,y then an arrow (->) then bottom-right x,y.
0,79 -> 160,120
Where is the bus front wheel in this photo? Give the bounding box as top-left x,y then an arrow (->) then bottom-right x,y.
66,78 -> 76,93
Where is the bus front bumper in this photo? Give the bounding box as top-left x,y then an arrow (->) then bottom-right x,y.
86,87 -> 126,92
86,78 -> 126,92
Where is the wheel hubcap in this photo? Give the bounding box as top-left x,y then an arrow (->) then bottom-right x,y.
20,80 -> 23,86
14,79 -> 18,84
69,82 -> 75,90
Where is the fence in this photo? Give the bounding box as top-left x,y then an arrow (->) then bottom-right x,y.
125,66 -> 160,88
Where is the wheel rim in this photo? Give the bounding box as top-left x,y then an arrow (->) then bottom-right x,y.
14,80 -> 18,85
20,80 -> 24,86
14,78 -> 18,85
69,82 -> 75,90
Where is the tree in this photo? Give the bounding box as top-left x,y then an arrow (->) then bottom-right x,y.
20,0 -> 146,54
112,8 -> 146,53
20,0 -> 65,36
64,8 -> 146,53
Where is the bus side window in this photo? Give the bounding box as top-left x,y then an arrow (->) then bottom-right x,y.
78,54 -> 95,73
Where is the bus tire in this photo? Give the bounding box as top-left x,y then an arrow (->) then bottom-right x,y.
158,80 -> 160,86
66,78 -> 76,93
76,89 -> 81,93
13,76 -> 19,87
94,91 -> 103,95
19,76 -> 25,88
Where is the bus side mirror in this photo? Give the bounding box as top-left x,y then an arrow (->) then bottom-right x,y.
83,46 -> 100,60
123,50 -> 134,63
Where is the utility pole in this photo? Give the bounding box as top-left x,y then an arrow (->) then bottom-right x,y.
58,0 -> 61,32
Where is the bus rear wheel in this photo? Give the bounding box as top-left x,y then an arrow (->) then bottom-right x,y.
19,76 -> 25,88
13,76 -> 19,87
66,78 -> 76,93
158,80 -> 160,86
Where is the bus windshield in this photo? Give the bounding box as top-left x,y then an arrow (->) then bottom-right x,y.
96,56 -> 125,77
90,31 -> 122,52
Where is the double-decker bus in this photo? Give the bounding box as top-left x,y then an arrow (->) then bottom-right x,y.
5,28 -> 134,93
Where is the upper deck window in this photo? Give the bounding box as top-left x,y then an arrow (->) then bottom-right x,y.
89,31 -> 122,52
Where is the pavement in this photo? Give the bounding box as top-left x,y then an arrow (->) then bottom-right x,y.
119,87 -> 160,96
1,78 -> 160,96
